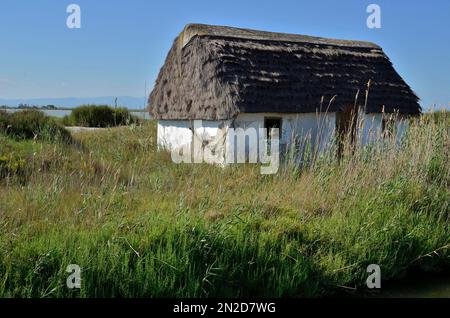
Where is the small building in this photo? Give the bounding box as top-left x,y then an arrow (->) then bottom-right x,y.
148,24 -> 420,163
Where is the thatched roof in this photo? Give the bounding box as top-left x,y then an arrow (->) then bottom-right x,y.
149,24 -> 420,120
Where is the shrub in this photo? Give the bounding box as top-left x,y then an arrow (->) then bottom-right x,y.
0,149 -> 26,179
65,105 -> 140,127
0,110 -> 72,143
0,152 -> 26,179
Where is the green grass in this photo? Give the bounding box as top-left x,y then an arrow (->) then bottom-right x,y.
0,111 -> 448,297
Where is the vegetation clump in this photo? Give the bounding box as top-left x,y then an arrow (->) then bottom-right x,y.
0,109 -> 72,143
0,142 -> 26,179
62,105 -> 140,127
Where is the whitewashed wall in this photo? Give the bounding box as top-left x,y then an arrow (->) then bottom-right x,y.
157,120 -> 230,164
159,113 -> 337,162
359,113 -> 383,145
358,113 -> 409,145
157,111 -> 409,163
229,112 -> 336,159
157,120 -> 192,150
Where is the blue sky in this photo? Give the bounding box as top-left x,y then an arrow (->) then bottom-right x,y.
0,0 -> 449,110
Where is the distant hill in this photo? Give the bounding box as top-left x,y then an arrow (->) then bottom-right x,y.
0,96 -> 147,110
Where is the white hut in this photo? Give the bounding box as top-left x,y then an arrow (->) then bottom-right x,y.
148,24 -> 420,165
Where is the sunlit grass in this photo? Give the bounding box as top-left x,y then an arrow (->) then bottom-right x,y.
0,112 -> 448,297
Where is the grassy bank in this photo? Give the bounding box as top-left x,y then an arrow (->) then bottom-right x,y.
0,112 -> 448,297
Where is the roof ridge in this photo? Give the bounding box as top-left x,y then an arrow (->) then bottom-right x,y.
180,23 -> 380,49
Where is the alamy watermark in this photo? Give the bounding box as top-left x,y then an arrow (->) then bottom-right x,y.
66,4 -> 81,29
66,264 -> 81,289
366,4 -> 381,29
366,264 -> 381,289
63,263 -> 380,290
170,120 -> 280,174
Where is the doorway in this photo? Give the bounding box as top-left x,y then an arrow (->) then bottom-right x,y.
335,104 -> 359,158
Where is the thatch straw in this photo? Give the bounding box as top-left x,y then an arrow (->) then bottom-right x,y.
149,24 -> 420,120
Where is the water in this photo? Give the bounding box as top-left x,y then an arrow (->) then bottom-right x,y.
2,108 -> 152,120
342,272 -> 450,298
374,273 -> 450,298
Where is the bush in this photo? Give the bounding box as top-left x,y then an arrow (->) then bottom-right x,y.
0,110 -> 72,143
0,148 -> 26,179
0,149 -> 25,179
64,105 -> 140,127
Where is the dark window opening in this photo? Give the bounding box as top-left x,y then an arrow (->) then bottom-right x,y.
264,117 -> 282,140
